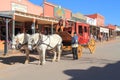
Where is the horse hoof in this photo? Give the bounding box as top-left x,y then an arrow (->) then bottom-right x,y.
40,63 -> 43,65
39,61 -> 46,65
40,63 -> 45,65
56,59 -> 60,62
25,61 -> 29,64
52,59 -> 55,62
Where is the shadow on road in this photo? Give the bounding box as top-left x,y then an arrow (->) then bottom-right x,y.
64,61 -> 120,80
0,56 -> 38,65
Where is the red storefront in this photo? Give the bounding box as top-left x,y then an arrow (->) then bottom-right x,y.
86,13 -> 105,40
42,2 -> 72,34
44,2 -> 71,19
86,13 -> 105,27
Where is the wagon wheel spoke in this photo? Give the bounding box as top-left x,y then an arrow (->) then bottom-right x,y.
78,45 -> 82,58
88,38 -> 96,54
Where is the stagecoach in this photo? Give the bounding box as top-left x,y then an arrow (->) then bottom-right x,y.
56,19 -> 96,58
9,18 -> 96,65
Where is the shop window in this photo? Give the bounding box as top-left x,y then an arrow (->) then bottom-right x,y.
44,27 -> 51,35
26,29 -> 32,34
0,27 -> 6,40
15,28 -> 21,35
36,24 -> 43,33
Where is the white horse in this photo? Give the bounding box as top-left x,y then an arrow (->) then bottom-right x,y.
12,33 -> 30,64
28,33 -> 62,65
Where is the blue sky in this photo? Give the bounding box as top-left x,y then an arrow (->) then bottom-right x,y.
29,0 -> 120,26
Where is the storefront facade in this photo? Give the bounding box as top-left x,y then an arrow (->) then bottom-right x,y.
115,26 -> 120,36
0,0 -> 59,38
72,13 -> 86,23
0,0 -> 59,50
43,2 -> 72,33
0,0 -> 43,15
44,2 -> 72,19
86,13 -> 105,40
86,16 -> 97,36
86,13 -> 105,27
107,24 -> 116,39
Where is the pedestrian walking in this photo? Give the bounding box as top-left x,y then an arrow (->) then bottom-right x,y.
71,32 -> 79,60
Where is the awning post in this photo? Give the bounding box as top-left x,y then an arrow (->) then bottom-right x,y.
51,21 -> 53,34
31,18 -> 36,34
4,18 -> 11,55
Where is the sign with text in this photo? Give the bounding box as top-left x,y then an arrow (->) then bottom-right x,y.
12,3 -> 27,13
54,6 -> 65,18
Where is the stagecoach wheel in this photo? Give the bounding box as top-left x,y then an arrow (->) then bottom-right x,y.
78,45 -> 82,58
88,38 -> 96,54
62,46 -> 72,51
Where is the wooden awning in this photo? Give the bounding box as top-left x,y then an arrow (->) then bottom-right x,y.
0,11 -> 58,24
0,11 -> 12,19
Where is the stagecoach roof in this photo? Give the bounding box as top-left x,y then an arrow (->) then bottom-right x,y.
0,11 -> 58,24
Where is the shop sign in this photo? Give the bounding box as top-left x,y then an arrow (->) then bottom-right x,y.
11,3 -> 27,13
71,17 -> 86,23
86,17 -> 96,26
115,27 -> 120,31
54,6 -> 65,18
100,27 -> 109,33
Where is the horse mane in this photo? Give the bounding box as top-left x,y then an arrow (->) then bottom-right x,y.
15,33 -> 30,44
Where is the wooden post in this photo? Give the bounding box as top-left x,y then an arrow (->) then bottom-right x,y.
51,21 -> 53,34
32,18 -> 36,34
12,15 -> 15,39
4,18 -> 11,55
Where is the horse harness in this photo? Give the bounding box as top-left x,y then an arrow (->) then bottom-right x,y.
33,34 -> 60,51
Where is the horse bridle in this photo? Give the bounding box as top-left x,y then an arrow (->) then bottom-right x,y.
14,33 -> 28,49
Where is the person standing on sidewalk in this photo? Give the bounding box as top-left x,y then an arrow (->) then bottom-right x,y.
71,32 -> 79,60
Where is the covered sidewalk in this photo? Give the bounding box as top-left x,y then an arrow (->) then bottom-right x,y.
0,11 -> 59,53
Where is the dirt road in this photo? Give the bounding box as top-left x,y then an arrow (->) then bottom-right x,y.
0,39 -> 120,80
